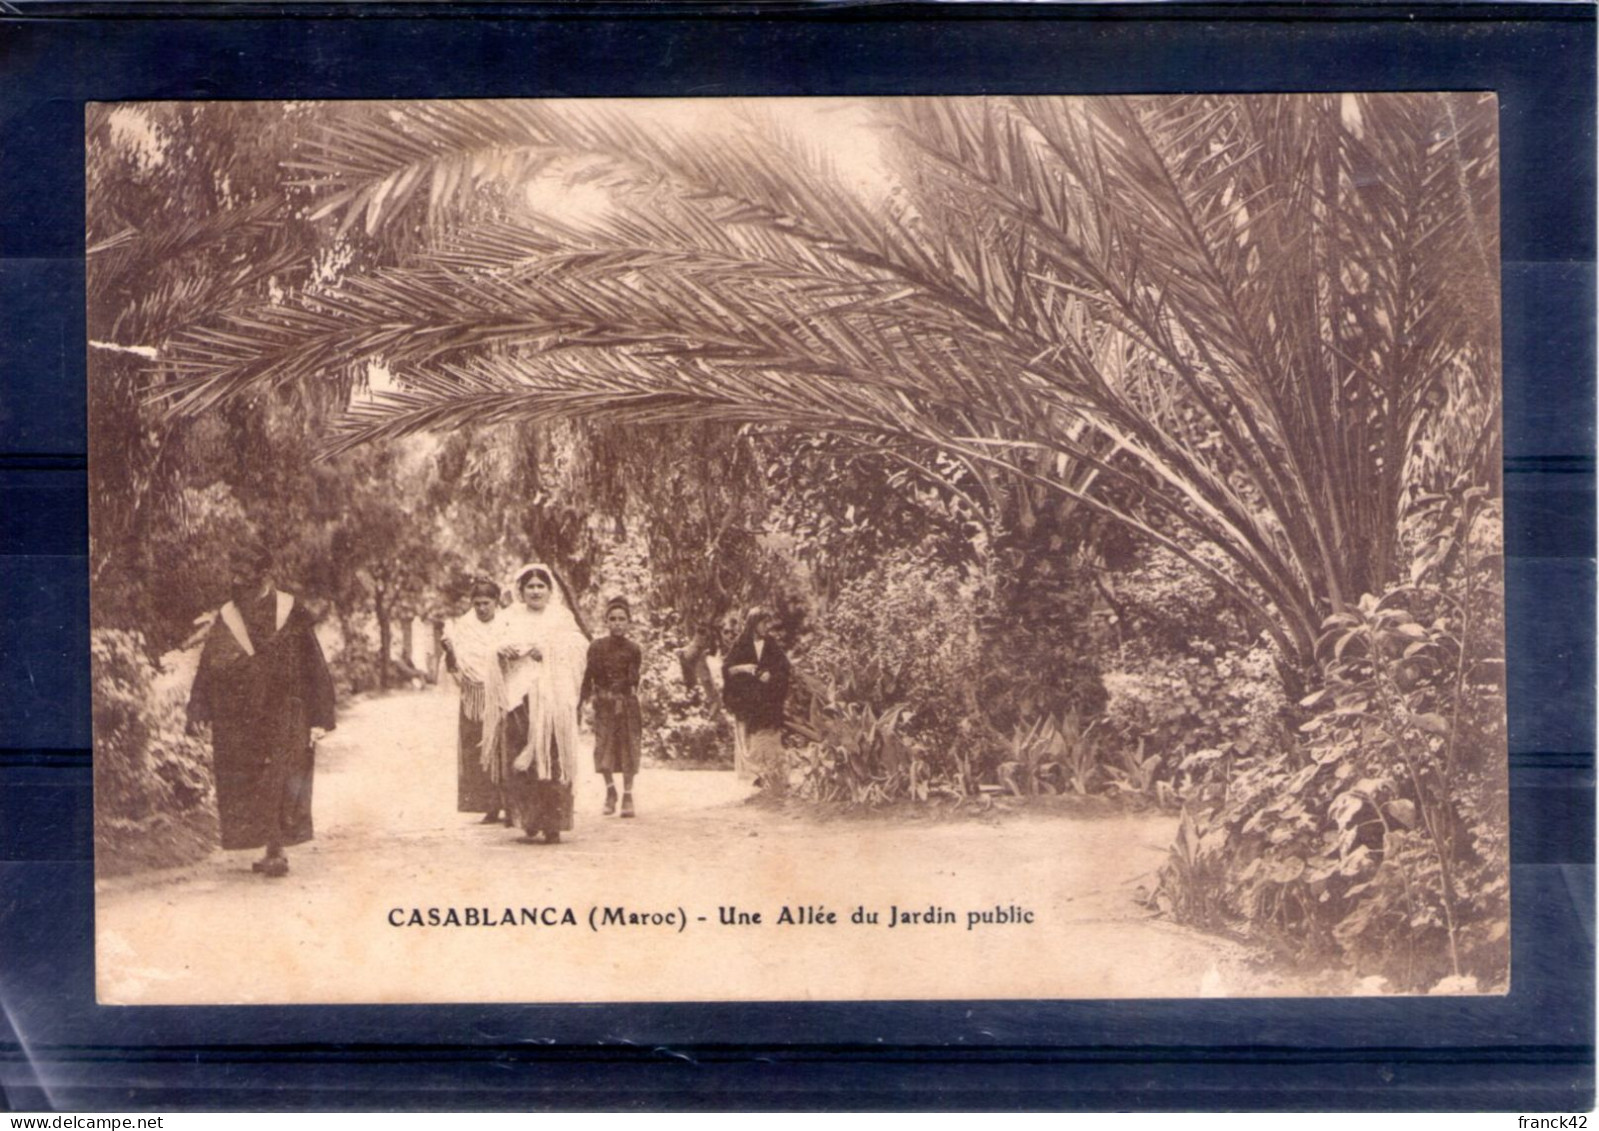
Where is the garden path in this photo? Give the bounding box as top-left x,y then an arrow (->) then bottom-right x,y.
96,686 -> 1299,1004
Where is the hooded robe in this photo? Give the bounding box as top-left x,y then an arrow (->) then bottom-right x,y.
186,590 -> 336,850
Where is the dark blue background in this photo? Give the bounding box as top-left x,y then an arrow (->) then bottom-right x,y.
0,4 -> 1592,1112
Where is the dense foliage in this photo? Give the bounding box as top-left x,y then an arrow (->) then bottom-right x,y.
1150,492 -> 1508,991
92,631 -> 218,876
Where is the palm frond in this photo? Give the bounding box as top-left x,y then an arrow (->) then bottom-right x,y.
153,94 -> 1500,669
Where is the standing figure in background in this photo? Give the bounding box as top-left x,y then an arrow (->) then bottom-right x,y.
722,607 -> 791,796
581,596 -> 643,818
186,541 -> 336,878
441,577 -> 503,824
677,620 -> 724,715
484,563 -> 589,844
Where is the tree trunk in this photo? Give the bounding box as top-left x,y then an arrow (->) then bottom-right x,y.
429,619 -> 445,684
334,607 -> 356,693
375,588 -> 391,691
401,616 -> 415,673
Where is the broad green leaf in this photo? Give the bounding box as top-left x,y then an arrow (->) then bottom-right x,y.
1384,799 -> 1418,828
1409,712 -> 1450,736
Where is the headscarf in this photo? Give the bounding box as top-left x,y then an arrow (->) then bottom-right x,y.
508,561 -> 593,638
442,582 -> 501,717
511,563 -> 555,595
732,606 -> 776,655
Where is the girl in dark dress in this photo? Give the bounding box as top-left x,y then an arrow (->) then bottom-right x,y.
580,596 -> 643,817
722,607 -> 791,795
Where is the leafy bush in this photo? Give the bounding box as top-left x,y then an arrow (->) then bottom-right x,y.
92,629 -> 218,876
1149,497 -> 1509,992
975,520 -> 1108,732
329,619 -> 384,693
789,675 -> 962,805
996,711 -> 1101,797
1103,644 -> 1290,777
793,534 -> 1111,802
651,709 -> 734,765
1100,543 -> 1291,784
760,433 -> 985,603
1105,541 -> 1236,654
634,630 -> 718,764
1103,738 -> 1172,808
800,545 -> 984,757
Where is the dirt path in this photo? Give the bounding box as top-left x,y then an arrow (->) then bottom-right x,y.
97,686 -> 1294,1004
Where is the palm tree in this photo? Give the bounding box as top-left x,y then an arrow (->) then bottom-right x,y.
154,94 -> 1501,675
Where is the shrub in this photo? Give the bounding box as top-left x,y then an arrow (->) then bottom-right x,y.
975,525 -> 1108,732
650,702 -> 734,765
800,545 -> 983,758
329,623 -> 384,693
1099,542 -> 1291,787
995,710 -> 1101,797
1149,496 -> 1509,993
1106,541 -> 1236,653
788,675 -> 964,805
1102,643 -> 1290,781
792,534 -> 1112,801
92,629 -> 218,876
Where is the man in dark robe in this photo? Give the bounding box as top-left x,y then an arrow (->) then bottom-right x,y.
723,607 -> 791,794
186,543 -> 336,877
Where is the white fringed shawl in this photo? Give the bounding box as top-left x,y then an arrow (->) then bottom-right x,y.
482,601 -> 588,783
443,608 -> 499,721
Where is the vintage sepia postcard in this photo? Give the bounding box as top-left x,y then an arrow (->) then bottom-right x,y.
88,95 -> 1507,1005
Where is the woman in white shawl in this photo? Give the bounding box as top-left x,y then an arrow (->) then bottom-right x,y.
440,577 -> 503,823
483,563 -> 590,843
